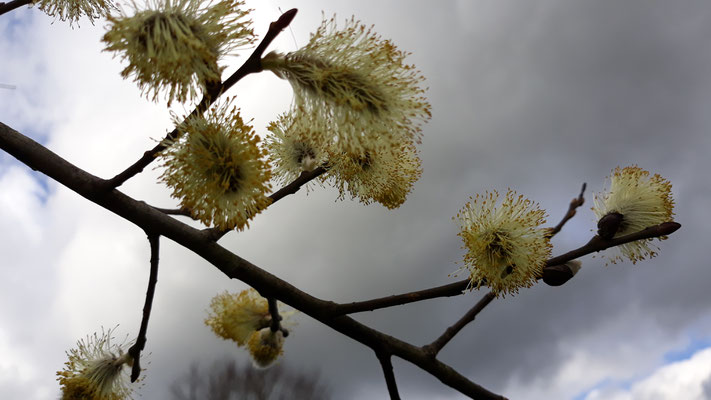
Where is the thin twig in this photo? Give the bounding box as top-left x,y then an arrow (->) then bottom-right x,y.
152,165 -> 327,232
331,221 -> 680,315
334,280 -> 470,316
422,291 -> 496,357
0,0 -> 31,16
105,8 -> 299,189
268,167 -> 327,203
204,166 -> 327,241
546,222 -> 681,267
548,183 -> 586,238
376,351 -> 401,400
128,233 -> 160,382
267,297 -> 289,337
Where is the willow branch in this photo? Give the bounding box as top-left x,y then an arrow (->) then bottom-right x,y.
128,233 -> 160,382
0,0 -> 31,15
334,280 -> 470,316
422,291 -> 496,357
376,351 -> 401,400
546,222 -> 680,266
548,183 -> 586,238
204,167 -> 327,241
0,122 -> 505,399
152,166 -> 327,235
208,8 -> 298,100
332,222 -> 680,315
267,297 -> 289,337
105,8 -> 298,189
268,167 -> 327,203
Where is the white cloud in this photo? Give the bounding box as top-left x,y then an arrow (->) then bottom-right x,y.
501,308 -> 689,400
0,328 -> 52,400
584,346 -> 711,400
0,166 -> 46,242
2,1 -> 711,399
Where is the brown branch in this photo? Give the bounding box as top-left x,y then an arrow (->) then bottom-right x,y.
329,313 -> 505,399
331,222 -> 680,316
210,8 -> 298,100
546,222 -> 681,267
422,292 -> 496,357
104,8 -> 299,189
548,183 -> 586,237
376,351 -> 401,400
334,280 -> 470,316
153,167 -> 328,237
128,233 -> 160,382
267,297 -> 289,337
204,167 -> 327,241
269,167 -> 327,203
0,0 -> 31,15
0,122 -> 506,399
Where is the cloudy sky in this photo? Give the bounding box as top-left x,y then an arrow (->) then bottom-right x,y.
1,0 -> 710,399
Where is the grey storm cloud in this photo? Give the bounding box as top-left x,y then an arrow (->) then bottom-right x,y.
1,1 -> 710,399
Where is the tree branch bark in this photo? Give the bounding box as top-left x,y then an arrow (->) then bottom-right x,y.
548,183 -> 586,237
266,297 -> 289,337
422,291 -> 496,357
204,166 -> 328,241
0,0 -> 31,16
376,351 -> 401,400
546,222 -> 680,267
128,233 -> 160,382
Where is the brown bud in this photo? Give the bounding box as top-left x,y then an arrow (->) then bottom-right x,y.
597,212 -> 623,239
542,260 -> 582,286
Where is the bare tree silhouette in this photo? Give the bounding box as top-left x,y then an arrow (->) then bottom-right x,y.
170,359 -> 331,400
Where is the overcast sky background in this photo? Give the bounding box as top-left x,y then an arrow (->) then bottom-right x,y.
1,0 -> 710,399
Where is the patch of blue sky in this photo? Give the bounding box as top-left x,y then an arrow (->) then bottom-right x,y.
663,336 -> 711,363
572,377 -> 613,400
28,170 -> 50,203
0,4 -> 34,37
1,9 -> 54,144
0,152 -> 51,205
1,5 -> 54,208
573,338 -> 711,400
572,374 -> 639,400
2,102 -> 55,145
0,8 -> 33,95
1,83 -> 53,146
